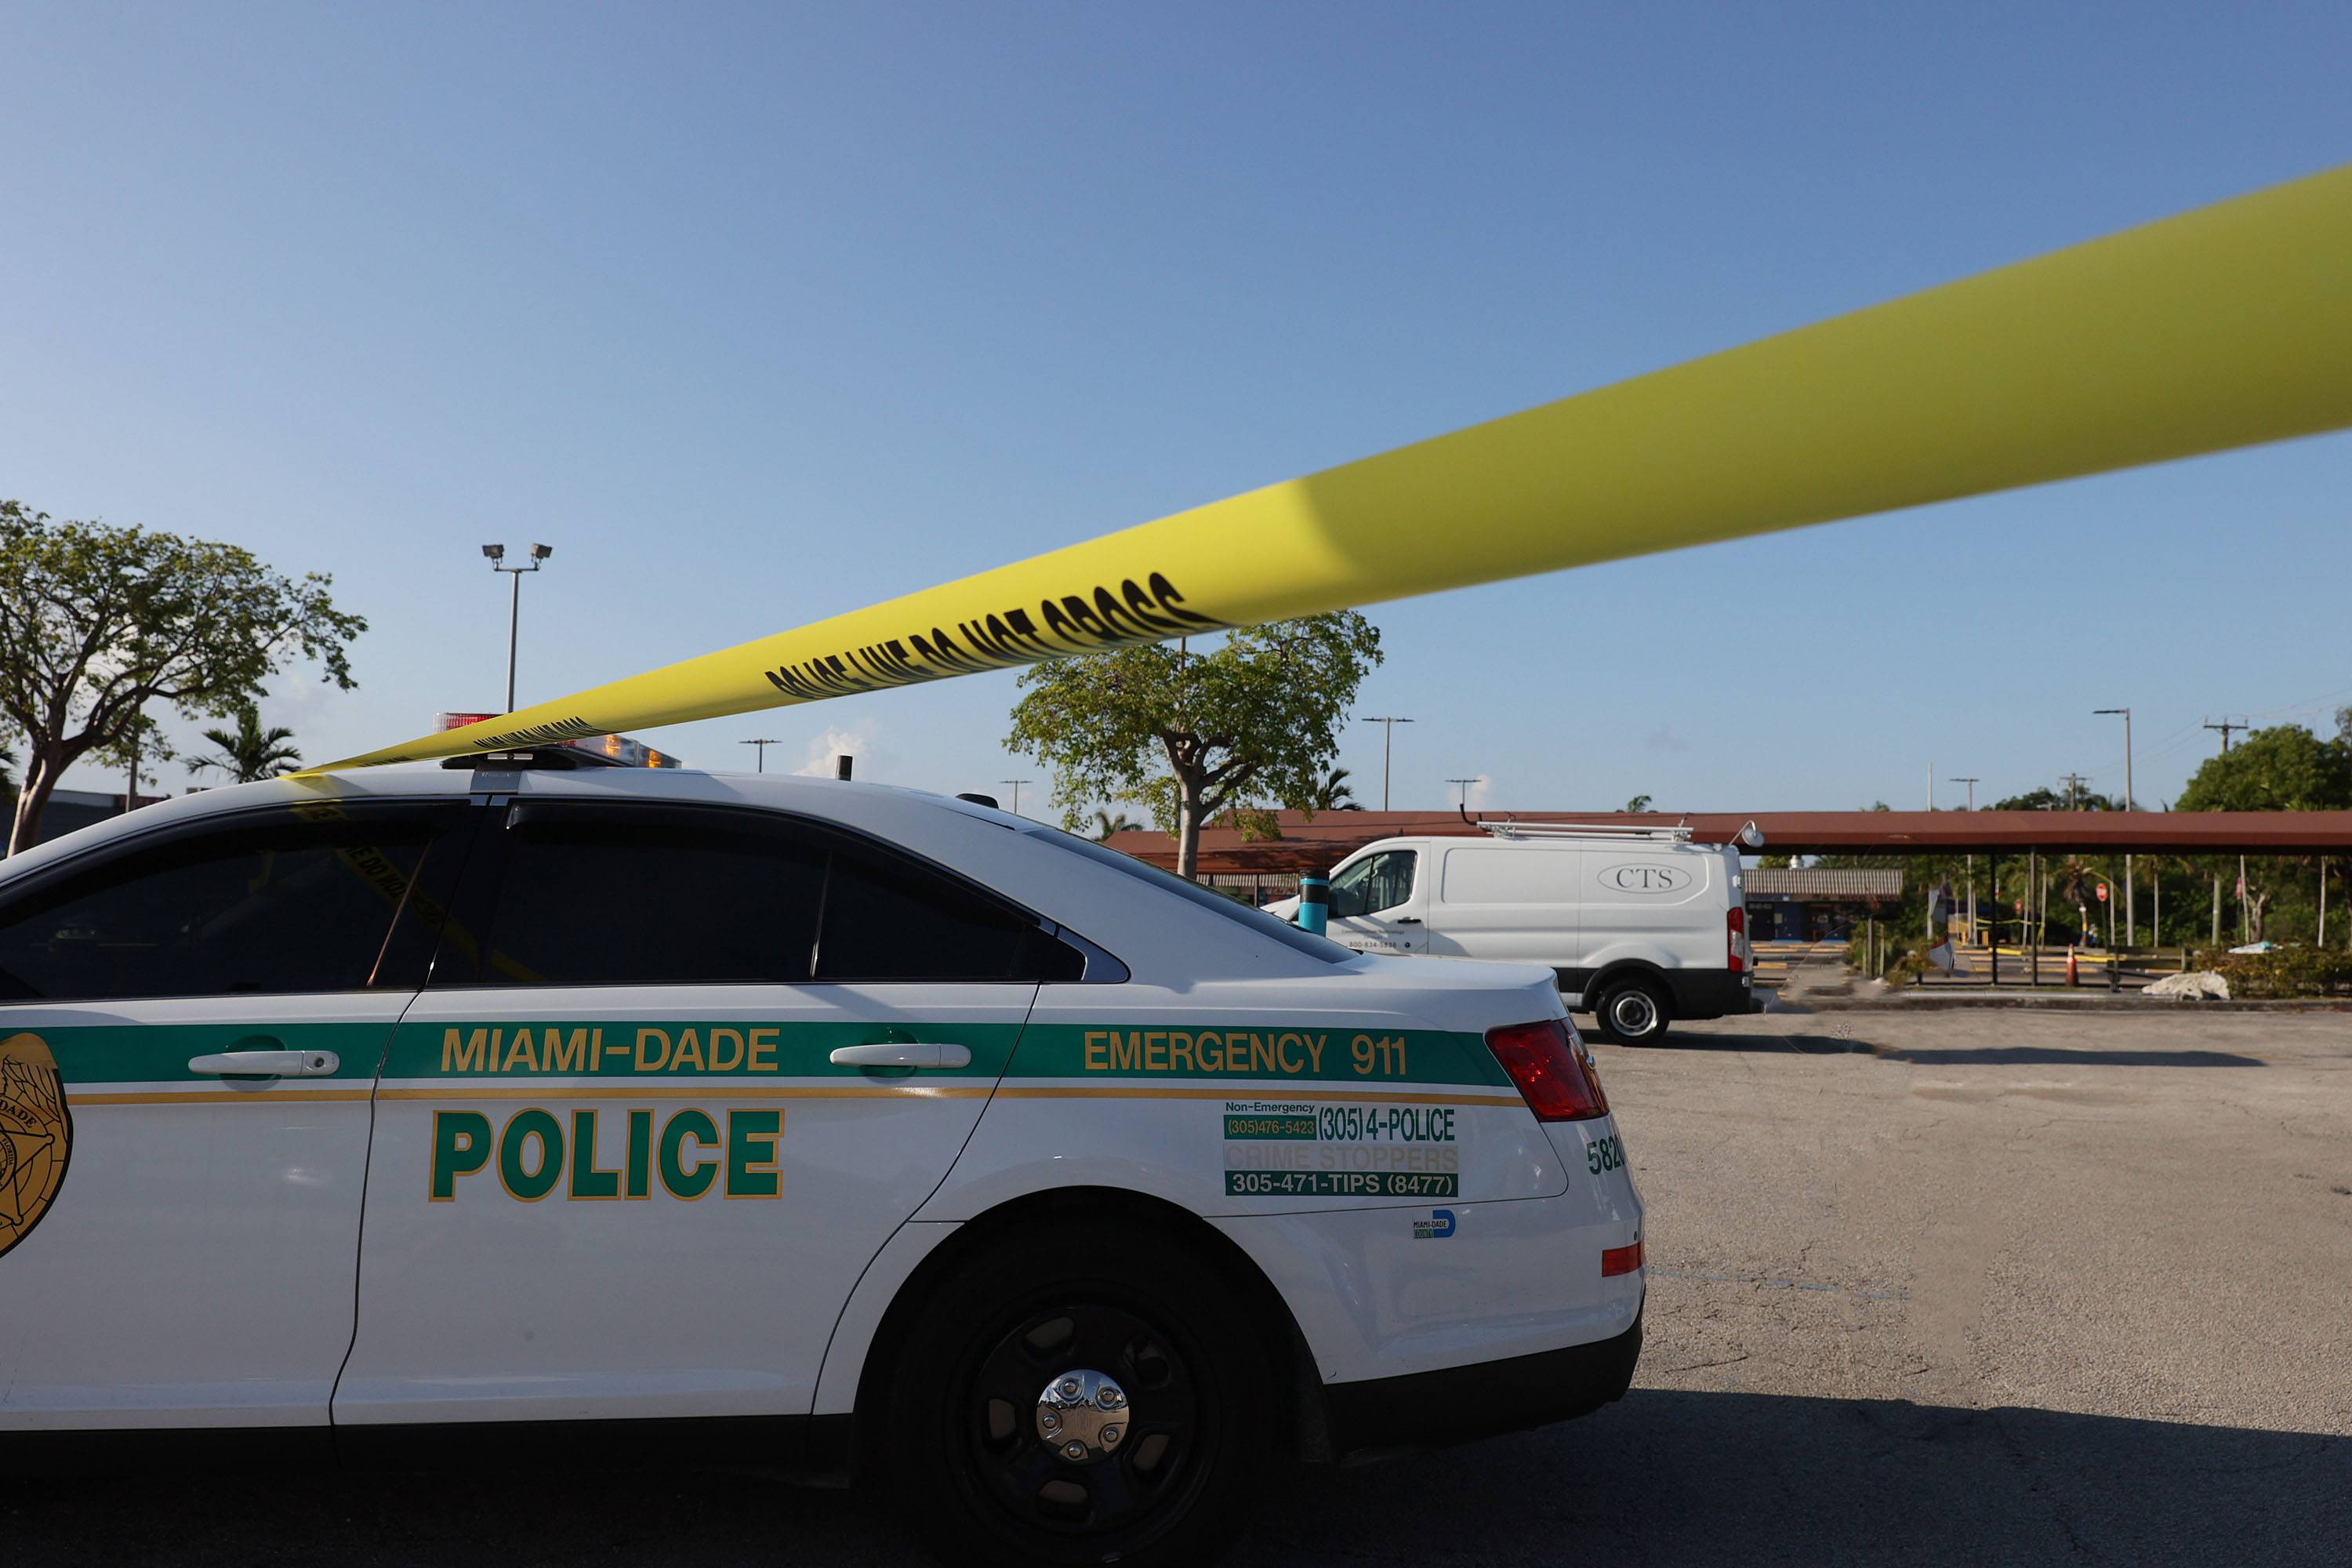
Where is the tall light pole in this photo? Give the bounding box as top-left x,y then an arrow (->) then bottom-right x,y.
1446,777 -> 1480,813
483,543 -> 553,712
740,739 -> 779,773
1950,776 -> 1980,940
1000,779 -> 1031,816
1361,717 -> 1414,811
2095,707 -> 2135,946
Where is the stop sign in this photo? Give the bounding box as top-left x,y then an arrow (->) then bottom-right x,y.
2096,884 -> 2109,902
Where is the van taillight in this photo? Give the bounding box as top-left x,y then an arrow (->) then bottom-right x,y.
1485,1019 -> 1609,1122
1727,906 -> 1746,973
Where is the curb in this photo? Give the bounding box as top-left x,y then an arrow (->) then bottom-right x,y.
1766,992 -> 2350,1014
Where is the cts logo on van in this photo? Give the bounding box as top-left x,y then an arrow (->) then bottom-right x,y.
1601,863 -> 1691,894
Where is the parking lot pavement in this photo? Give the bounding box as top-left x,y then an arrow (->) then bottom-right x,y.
10,1008 -> 2348,1567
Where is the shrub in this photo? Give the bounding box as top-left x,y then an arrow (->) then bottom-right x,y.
2191,946 -> 2352,999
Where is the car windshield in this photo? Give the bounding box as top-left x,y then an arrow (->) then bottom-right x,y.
1018,823 -> 1356,964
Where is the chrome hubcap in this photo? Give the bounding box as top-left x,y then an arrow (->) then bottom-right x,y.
1613,993 -> 1657,1033
1036,1367 -> 1131,1463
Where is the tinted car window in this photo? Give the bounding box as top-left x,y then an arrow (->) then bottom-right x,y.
1018,822 -> 1354,964
0,808 -> 441,1001
816,840 -> 1076,982
471,815 -> 827,986
1330,851 -> 1416,919
460,805 -> 1080,987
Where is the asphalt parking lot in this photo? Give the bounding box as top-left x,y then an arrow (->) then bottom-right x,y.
11,1006 -> 2348,1567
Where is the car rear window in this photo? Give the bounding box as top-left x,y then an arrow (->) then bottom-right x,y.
1019,824 -> 1354,964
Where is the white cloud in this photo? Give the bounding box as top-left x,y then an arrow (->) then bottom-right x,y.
793,721 -> 882,777
1462,773 -> 1494,809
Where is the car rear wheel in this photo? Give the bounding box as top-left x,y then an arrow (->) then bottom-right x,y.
1593,978 -> 1671,1045
883,1219 -> 1271,1568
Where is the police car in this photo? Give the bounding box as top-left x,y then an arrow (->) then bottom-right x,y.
0,760 -> 1643,1566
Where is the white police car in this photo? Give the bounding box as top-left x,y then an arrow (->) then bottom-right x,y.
0,760 -> 1642,1566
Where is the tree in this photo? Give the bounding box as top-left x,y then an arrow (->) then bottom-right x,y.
1007,613 -> 1383,878
1091,808 -> 1142,840
188,707 -> 303,783
1306,766 -> 1360,813
0,502 -> 365,854
1991,784 -> 2124,813
2176,724 -> 2352,942
2176,724 -> 2351,815
1624,794 -> 1653,814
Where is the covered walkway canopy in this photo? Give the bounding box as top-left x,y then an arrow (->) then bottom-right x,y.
1102,810 -> 2352,876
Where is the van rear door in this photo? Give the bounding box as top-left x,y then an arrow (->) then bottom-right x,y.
1579,847 -> 1719,974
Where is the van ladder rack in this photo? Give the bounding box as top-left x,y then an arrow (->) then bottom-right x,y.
1454,812 -> 1766,849
1468,818 -> 1697,843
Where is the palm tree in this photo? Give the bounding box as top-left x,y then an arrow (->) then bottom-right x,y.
1306,766 -> 1359,813
1091,808 -> 1142,840
190,710 -> 303,783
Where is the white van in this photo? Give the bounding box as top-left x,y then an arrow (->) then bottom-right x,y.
1269,822 -> 1754,1044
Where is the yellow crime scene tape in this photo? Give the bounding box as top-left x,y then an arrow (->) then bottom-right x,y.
318,164 -> 2352,772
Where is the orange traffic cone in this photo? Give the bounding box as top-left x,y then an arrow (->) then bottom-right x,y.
2066,946 -> 2080,986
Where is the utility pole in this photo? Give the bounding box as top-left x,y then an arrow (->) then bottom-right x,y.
482,543 -> 554,712
1361,717 -> 1414,811
2058,771 -> 2092,811
2203,716 -> 2247,752
739,739 -> 779,773
999,779 -> 1031,817
2095,708 -> 2134,946
1950,777 -> 1980,941
1446,778 -> 1480,813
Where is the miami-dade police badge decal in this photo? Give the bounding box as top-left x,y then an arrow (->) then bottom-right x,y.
0,1032 -> 71,1261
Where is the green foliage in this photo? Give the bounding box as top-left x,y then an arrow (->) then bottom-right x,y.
2174,724 -> 2352,942
1623,793 -> 1653,814
2176,724 -> 2352,814
2190,946 -> 2352,999
1089,808 -> 1142,840
1006,613 -> 1383,877
1992,784 -> 2125,811
1217,805 -> 1285,842
1305,766 -> 1359,813
0,500 -> 364,853
189,707 -> 303,783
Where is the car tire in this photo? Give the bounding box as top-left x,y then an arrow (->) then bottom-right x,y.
1593,978 -> 1671,1045
883,1218 -> 1272,1568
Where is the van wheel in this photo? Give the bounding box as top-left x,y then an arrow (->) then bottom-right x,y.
882,1220 -> 1269,1568
1594,980 -> 1671,1045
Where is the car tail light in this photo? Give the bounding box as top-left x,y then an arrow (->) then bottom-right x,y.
1602,1240 -> 1644,1277
1485,1018 -> 1609,1122
1727,906 -> 1746,973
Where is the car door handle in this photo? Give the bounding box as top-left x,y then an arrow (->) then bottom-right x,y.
187,1049 -> 342,1079
827,1043 -> 973,1070
1394,916 -> 1422,925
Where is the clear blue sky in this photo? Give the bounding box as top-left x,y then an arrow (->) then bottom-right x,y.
4,2 -> 2347,816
